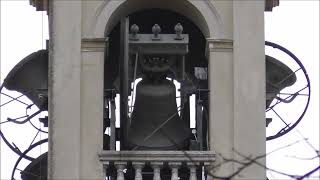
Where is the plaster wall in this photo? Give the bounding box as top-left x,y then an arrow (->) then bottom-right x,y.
210,0 -> 234,39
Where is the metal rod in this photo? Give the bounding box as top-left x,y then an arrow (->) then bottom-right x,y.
119,17 -> 129,149
196,100 -> 203,150
0,94 -> 25,107
0,93 -> 29,106
110,99 -> 116,150
129,52 -> 139,117
181,55 -> 185,81
0,131 -> 34,161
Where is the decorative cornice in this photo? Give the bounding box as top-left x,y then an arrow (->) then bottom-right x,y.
206,39 -> 233,52
81,38 -> 108,52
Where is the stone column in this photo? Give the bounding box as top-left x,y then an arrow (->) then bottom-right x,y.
206,39 -> 234,178
233,1 -> 266,179
48,2 -> 107,179
79,38 -> 107,179
48,1 -> 82,179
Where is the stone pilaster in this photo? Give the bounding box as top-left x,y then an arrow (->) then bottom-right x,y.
206,38 -> 234,178
79,38 -> 107,179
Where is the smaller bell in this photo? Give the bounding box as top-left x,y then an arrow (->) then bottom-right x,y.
266,55 -> 297,108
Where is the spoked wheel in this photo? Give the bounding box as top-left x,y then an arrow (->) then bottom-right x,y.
265,41 -> 311,141
0,49 -> 49,179
0,86 -> 48,180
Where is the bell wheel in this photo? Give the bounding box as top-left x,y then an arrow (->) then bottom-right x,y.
265,41 -> 311,141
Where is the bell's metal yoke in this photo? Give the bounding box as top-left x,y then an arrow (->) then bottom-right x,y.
129,34 -> 189,55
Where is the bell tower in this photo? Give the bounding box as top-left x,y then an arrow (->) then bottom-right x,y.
45,0 -> 267,179
0,0 -> 268,179
3,1 -> 315,180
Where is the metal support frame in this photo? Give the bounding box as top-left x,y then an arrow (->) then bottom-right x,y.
119,17 -> 129,149
110,98 -> 116,150
196,100 -> 203,150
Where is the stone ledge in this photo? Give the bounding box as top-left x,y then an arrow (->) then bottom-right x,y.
81,38 -> 108,52
206,39 -> 233,52
98,150 -> 216,163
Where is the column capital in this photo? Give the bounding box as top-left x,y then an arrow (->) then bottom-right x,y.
168,162 -> 182,167
132,161 -> 146,168
186,162 -> 200,167
114,161 -> 127,168
206,39 -> 233,52
81,38 -> 109,52
150,162 -> 164,167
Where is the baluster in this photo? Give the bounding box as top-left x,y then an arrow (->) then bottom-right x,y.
115,162 -> 126,180
169,162 -> 181,180
151,162 -> 163,180
104,162 -> 110,180
187,163 -> 198,180
133,162 -> 145,180
204,163 -> 213,180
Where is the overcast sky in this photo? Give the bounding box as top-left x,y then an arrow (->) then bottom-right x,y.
265,1 -> 319,179
1,1 -> 319,179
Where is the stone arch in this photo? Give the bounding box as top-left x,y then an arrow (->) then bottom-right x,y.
92,0 -> 224,38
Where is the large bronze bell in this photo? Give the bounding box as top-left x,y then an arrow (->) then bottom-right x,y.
127,78 -> 190,150
126,53 -> 190,150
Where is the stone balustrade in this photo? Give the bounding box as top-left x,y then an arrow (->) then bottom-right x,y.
99,151 -> 215,180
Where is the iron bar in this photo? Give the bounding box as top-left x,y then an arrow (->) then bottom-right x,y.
266,85 -> 308,112
119,17 -> 129,149
1,92 -> 29,106
0,131 -> 34,161
11,139 -> 48,180
196,100 -> 203,150
0,94 -> 25,107
110,99 -> 116,150
271,108 -> 290,127
7,110 -> 42,124
29,130 -> 40,148
276,68 -> 301,87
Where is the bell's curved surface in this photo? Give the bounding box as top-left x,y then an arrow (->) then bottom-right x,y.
127,79 -> 190,150
21,153 -> 47,180
3,50 -> 48,110
266,55 -> 297,108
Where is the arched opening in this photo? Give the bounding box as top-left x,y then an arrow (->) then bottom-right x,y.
103,9 -> 209,152
102,0 -> 212,38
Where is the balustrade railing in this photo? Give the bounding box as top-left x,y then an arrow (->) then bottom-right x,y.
99,151 -> 215,180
